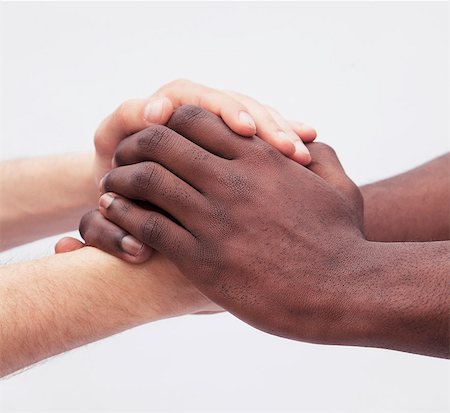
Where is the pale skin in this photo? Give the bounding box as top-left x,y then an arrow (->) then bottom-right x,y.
0,80 -> 316,377
0,152 -> 221,378
0,154 -> 97,251
1,79 -> 316,253
2,152 -> 447,379
0,249 -> 217,377
1,78 -> 447,377
81,107 -> 449,358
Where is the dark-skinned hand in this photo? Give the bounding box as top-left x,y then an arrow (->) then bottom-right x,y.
78,105 -> 376,347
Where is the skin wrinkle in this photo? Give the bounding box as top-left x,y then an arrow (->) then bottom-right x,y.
1,85 -> 318,375
115,124 -> 222,195
136,125 -> 171,155
132,163 -> 160,193
97,107 -> 375,344
82,106 -> 449,358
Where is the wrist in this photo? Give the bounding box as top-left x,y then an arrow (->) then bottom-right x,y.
79,247 -> 213,323
308,237 -> 377,347
341,240 -> 449,357
0,154 -> 99,250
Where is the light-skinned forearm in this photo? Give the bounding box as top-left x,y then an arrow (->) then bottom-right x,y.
0,154 -> 98,250
0,247 -> 211,377
361,154 -> 449,242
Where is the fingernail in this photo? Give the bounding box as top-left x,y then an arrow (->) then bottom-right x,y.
238,111 -> 256,130
144,98 -> 164,123
99,193 -> 115,209
293,141 -> 311,163
121,235 -> 145,256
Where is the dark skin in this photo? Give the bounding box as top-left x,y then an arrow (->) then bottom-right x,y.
79,106 -> 449,358
361,153 -> 449,242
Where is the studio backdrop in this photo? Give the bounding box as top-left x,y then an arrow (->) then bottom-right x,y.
0,1 -> 448,412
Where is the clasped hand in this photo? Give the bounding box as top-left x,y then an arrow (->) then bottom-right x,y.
79,105 -> 370,347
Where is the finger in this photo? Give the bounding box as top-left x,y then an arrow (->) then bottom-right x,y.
288,120 -> 317,143
306,142 -> 359,203
166,105 -> 249,159
306,142 -> 363,227
79,209 -> 153,264
264,105 -> 311,165
113,125 -> 225,191
153,79 -> 257,136
94,97 -> 173,181
222,91 -> 298,159
101,163 -> 207,230
55,237 -> 85,254
98,193 -> 196,261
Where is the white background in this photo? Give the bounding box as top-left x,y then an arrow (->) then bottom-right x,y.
0,1 -> 448,412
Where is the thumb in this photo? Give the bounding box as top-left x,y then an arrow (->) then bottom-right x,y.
306,142 -> 351,192
306,142 -> 363,223
55,237 -> 85,254
143,96 -> 174,125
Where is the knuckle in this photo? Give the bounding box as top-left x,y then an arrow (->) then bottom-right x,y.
130,162 -> 163,193
252,138 -> 282,161
137,125 -> 173,155
169,104 -> 208,129
257,109 -> 279,129
141,215 -> 166,245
